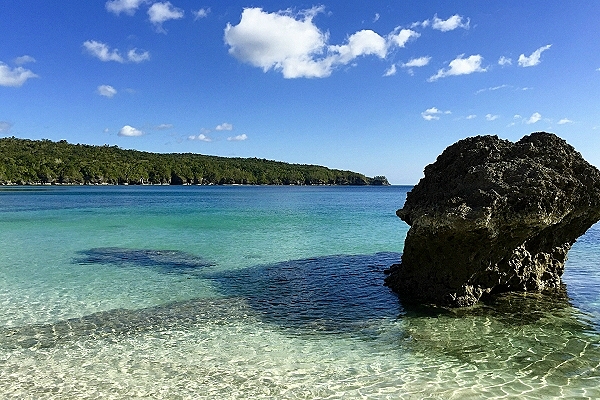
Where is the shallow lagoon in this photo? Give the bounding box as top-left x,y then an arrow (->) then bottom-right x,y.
1,186 -> 599,399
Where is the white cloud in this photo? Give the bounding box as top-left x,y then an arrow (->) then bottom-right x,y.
518,44 -> 551,67
0,62 -> 38,87
14,55 -> 36,65
148,2 -> 184,32
83,40 -> 150,63
558,118 -> 573,125
525,112 -> 542,124
127,48 -> 150,62
194,8 -> 210,20
215,122 -> 233,131
466,114 -> 477,120
387,28 -> 420,48
224,7 -> 421,79
83,40 -> 124,62
106,0 -> 147,15
373,13 -> 380,23
428,54 -> 486,82
402,56 -> 431,68
224,7 -> 332,79
154,123 -> 173,130
330,29 -> 388,64
0,121 -> 13,132
118,125 -> 144,136
498,56 -> 512,66
432,14 -> 470,32
383,64 -> 397,77
228,134 -> 248,141
189,133 -> 212,142
97,84 -> 117,97
421,107 -> 451,120
486,114 -> 499,121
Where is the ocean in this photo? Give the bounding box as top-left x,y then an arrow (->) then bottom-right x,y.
1,185 -> 599,399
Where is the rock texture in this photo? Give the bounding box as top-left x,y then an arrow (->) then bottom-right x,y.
385,132 -> 600,307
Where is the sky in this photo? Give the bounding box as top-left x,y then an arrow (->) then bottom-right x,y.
1,1 -> 600,184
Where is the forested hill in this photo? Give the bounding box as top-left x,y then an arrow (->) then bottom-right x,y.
0,137 -> 390,186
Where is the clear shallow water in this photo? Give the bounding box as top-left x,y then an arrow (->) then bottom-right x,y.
1,186 -> 599,399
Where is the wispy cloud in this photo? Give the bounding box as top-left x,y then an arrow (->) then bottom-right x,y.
154,123 -> 173,130
475,84 -> 509,94
421,107 -> 451,121
148,1 -> 184,33
215,122 -> 233,131
14,55 -> 36,65
558,118 -> 573,125
0,121 -> 13,132
383,64 -> 397,77
194,8 -> 210,20
485,114 -> 499,121
228,134 -> 248,141
97,84 -> 117,98
428,54 -> 486,82
431,14 -> 470,32
83,40 -> 149,63
0,62 -> 38,87
105,0 -> 147,15
498,56 -> 512,66
188,133 -> 212,142
466,114 -> 477,120
402,56 -> 431,68
518,45 -> 551,67
118,125 -> 144,136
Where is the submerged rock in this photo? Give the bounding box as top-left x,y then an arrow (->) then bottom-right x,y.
385,132 -> 600,307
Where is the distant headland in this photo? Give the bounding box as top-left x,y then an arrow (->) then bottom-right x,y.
0,137 -> 389,186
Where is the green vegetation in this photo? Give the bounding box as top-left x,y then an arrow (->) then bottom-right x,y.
0,137 -> 389,186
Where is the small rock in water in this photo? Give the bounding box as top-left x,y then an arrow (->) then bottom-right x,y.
385,132 -> 600,307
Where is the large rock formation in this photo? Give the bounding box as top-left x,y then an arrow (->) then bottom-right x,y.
385,132 -> 600,307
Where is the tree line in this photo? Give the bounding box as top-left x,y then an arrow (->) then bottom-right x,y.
0,137 -> 390,186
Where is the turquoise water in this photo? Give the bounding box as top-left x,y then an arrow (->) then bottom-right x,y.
1,186 -> 600,399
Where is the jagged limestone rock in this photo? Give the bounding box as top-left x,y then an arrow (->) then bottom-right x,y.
385,132 -> 600,307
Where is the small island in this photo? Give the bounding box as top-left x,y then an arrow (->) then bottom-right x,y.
0,137 -> 389,186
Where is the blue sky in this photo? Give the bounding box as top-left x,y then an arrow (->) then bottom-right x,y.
2,1 -> 599,184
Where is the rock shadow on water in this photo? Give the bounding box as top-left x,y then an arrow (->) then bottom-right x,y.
205,252 -> 404,334
74,247 -> 215,275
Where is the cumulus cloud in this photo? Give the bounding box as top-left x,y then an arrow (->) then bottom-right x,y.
83,40 -> 150,63
387,28 -> 420,48
525,112 -> 542,124
0,62 -> 38,87
486,114 -> 499,121
431,14 -> 470,31
14,55 -> 36,65
224,7 -> 421,79
421,107 -> 451,121
215,122 -> 233,131
558,118 -> 573,125
188,133 -> 212,142
97,84 -> 117,97
194,8 -> 210,20
518,45 -> 551,67
428,54 -> 486,82
118,125 -> 144,136
498,56 -> 512,66
148,2 -> 184,32
106,0 -> 147,15
0,121 -> 13,132
228,134 -> 248,141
